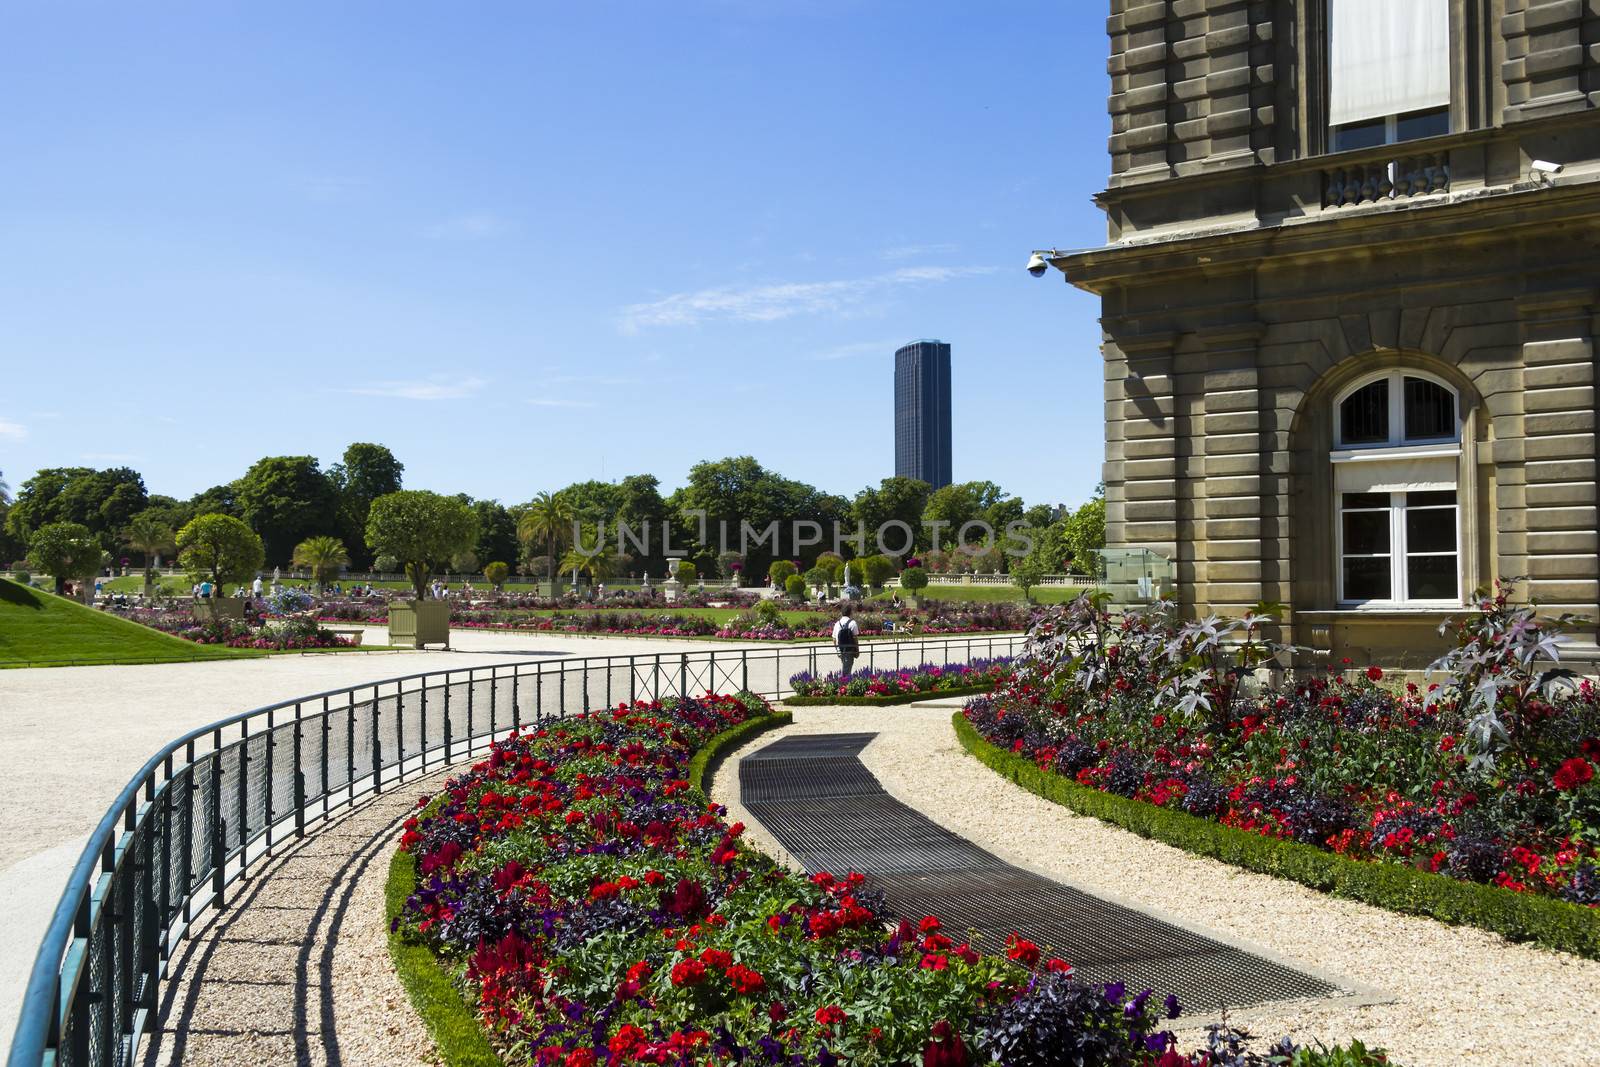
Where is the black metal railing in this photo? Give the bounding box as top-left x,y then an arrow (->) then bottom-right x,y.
7,633 -> 1023,1067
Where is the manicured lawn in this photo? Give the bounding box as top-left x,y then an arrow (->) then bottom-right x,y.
0,578 -> 259,667
869,583 -> 1090,605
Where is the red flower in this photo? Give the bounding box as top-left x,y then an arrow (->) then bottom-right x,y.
814,1004 -> 847,1027
726,963 -> 766,994
1366,665 -> 1384,682
1554,757 -> 1595,792
670,959 -> 707,987
918,915 -> 942,933
1004,933 -> 1041,967
922,1020 -> 970,1067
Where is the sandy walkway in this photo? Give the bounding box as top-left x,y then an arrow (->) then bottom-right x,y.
712,700 -> 1600,1067
139,776 -> 442,1067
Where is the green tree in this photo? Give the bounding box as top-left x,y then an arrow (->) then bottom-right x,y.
483,561 -> 511,590
518,491 -> 575,582
1010,552 -> 1050,602
921,480 -> 1015,550
900,565 -> 930,594
125,511 -> 176,585
851,476 -> 932,552
365,490 -> 479,600
803,565 -> 832,596
784,573 -> 806,600
184,483 -> 243,522
1062,490 -> 1107,574
767,559 -> 798,587
291,535 -> 350,592
7,467 -> 147,545
559,547 -> 614,589
672,456 -> 842,576
858,554 -> 896,590
176,514 -> 266,593
329,443 -> 404,568
235,456 -> 339,567
674,560 -> 697,586
469,499 -> 519,571
28,522 -> 103,595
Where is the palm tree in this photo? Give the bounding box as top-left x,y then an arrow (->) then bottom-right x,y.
558,547 -> 614,593
0,469 -> 10,506
292,535 -> 349,593
517,491 -> 575,584
126,512 -> 176,596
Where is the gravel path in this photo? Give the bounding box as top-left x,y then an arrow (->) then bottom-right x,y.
140,779 -> 443,1067
712,701 -> 1600,1067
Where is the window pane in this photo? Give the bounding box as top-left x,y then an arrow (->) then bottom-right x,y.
1343,557 -> 1392,600
1343,510 -> 1391,554
1405,503 -> 1456,552
1340,380 -> 1389,444
1395,107 -> 1449,142
1407,554 -> 1458,599
1342,491 -> 1389,510
1332,119 -> 1386,151
1404,377 -> 1455,439
1408,489 -> 1456,508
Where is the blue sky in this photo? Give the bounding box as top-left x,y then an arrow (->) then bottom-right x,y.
0,1 -> 1109,509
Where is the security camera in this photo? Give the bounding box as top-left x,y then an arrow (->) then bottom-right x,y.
1026,251 -> 1050,277
1531,159 -> 1563,175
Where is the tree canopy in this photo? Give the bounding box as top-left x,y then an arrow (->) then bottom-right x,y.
176,514 -> 265,591
235,456 -> 339,568
6,467 -> 148,546
365,490 -> 479,599
28,522 -> 104,594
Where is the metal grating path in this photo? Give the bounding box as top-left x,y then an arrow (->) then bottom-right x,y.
740,733 -> 1341,1013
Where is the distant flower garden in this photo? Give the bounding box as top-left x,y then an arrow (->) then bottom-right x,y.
105,606 -> 355,650
790,658 -> 1015,699
392,695 -> 1367,1066
963,587 -> 1600,905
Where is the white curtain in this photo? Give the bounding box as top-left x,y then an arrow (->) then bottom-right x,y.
1328,0 -> 1450,127
1334,454 -> 1456,494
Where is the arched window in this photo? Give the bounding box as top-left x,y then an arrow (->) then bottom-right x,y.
1332,371 -> 1462,606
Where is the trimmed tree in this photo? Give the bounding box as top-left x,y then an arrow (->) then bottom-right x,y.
1010,552 -> 1050,603
291,535 -> 349,593
365,491 -> 479,601
675,560 -> 697,586
784,573 -> 807,600
767,559 -> 798,587
483,561 -> 510,590
176,514 -> 266,594
28,522 -> 103,595
900,564 -> 930,596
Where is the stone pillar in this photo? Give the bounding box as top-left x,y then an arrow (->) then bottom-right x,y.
1193,323 -> 1268,616
1106,332 -> 1181,578
1511,289 -> 1600,638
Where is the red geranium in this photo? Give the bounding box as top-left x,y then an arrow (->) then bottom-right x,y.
670,959 -> 707,987
1553,757 -> 1595,791
1004,933 -> 1041,967
922,1020 -> 969,1067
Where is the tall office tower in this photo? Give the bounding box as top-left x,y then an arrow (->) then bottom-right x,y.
894,339 -> 952,489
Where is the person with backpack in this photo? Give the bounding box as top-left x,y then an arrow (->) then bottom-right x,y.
831,603 -> 860,677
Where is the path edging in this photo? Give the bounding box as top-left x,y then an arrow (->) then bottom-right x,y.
951,710 -> 1600,960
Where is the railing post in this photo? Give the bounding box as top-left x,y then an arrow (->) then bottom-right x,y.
653,655 -> 661,703
467,669 -> 476,748
347,697 -> 357,803
292,705 -> 305,840
158,758 -> 173,962
444,673 -> 454,763
321,696 -> 331,817
536,665 -> 543,723
179,756 -> 194,926
583,662 -> 590,712
371,696 -> 382,795
264,710 -> 275,854
236,721 -> 248,874
512,668 -> 521,733
679,654 -> 687,699
629,656 -> 636,704
741,650 -> 749,693
490,667 -> 498,739
211,747 -> 227,907
418,680 -> 427,770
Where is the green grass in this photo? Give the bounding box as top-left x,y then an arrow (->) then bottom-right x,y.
0,578 -> 259,668
869,584 -> 1091,605
952,710 -> 1600,960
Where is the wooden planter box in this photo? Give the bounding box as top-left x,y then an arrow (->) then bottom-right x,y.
388,599 -> 451,649
192,597 -> 246,623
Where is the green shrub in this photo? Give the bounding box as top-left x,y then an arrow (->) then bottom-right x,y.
900,565 -> 930,592
483,561 -> 510,589
753,599 -> 783,624
784,574 -> 806,600
768,559 -> 798,586
676,560 -> 697,586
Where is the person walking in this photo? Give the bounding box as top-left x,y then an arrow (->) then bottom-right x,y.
831,603 -> 860,678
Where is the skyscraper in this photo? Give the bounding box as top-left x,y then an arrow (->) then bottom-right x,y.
894,339 -> 952,489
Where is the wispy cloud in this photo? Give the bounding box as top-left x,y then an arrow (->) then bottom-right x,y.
528,398 -> 596,409
810,339 -> 900,362
549,374 -> 639,386
0,417 -> 26,440
424,213 -> 513,240
881,242 -> 958,260
620,265 -> 994,332
345,376 -> 487,401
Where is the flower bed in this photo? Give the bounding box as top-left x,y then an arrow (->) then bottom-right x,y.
787,658 -> 1015,704
103,605 -> 357,650
390,694 -> 1375,1065
960,588 -> 1600,925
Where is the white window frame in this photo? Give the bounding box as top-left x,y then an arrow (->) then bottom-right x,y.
1331,370 -> 1463,607
1333,369 -> 1459,449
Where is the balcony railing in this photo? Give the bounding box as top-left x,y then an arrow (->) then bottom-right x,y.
1323,151 -> 1450,207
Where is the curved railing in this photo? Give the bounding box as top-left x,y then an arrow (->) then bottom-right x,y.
7,632 -> 1023,1067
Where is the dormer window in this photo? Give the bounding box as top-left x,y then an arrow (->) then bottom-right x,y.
1332,371 -> 1463,606
1328,0 -> 1451,152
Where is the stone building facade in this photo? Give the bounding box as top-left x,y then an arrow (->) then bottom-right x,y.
1051,0 -> 1600,665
